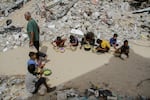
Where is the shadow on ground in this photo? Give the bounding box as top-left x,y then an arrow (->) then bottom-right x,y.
28,50 -> 150,99
64,50 -> 150,97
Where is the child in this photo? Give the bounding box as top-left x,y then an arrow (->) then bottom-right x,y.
27,52 -> 45,68
51,36 -> 67,48
96,39 -> 110,53
25,64 -> 56,94
110,34 -> 118,49
115,40 -> 129,58
80,32 -> 95,49
69,35 -> 78,47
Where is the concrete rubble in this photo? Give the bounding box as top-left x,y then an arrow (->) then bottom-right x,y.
38,0 -> 150,45
0,0 -> 149,52
0,75 -> 25,100
0,75 -> 149,100
0,20 -> 28,52
0,0 -> 26,17
0,0 -> 150,99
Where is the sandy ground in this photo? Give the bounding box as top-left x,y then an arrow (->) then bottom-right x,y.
64,50 -> 150,97
0,0 -> 150,97
0,42 -> 150,97
0,42 -> 113,84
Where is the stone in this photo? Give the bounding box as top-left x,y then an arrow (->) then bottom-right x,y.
47,24 -> 56,29
38,84 -> 47,96
57,91 -> 67,100
3,47 -> 8,52
120,54 -> 128,60
88,95 -> 97,100
71,29 -> 84,36
92,12 -> 100,20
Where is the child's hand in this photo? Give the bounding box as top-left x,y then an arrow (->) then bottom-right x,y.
40,63 -> 45,68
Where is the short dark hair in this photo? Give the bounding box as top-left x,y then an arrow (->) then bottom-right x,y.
96,39 -> 102,44
113,34 -> 118,37
86,32 -> 94,40
70,35 -> 74,40
28,64 -> 36,74
29,52 -> 36,57
56,36 -> 61,41
124,40 -> 128,44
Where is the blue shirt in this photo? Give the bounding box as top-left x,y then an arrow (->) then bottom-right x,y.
110,38 -> 117,46
27,59 -> 38,67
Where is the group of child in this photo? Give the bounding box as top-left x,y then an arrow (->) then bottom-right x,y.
51,32 -> 130,58
25,32 -> 129,95
25,52 -> 56,95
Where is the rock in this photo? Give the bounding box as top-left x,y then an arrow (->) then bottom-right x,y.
71,29 -> 84,36
120,54 -> 128,60
3,47 -> 8,52
57,91 -> 67,100
10,78 -> 24,85
92,12 -> 100,20
88,95 -> 97,100
47,24 -> 56,29
38,84 -> 47,96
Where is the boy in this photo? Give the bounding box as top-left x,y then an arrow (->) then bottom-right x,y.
110,34 -> 118,49
115,40 -> 129,58
96,39 -> 110,53
69,35 -> 78,47
80,32 -> 95,49
28,52 -> 45,68
25,64 -> 56,94
51,36 -> 67,48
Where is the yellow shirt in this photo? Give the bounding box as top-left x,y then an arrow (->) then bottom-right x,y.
101,40 -> 110,49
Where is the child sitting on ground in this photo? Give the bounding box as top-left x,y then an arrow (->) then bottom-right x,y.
25,64 -> 56,94
96,39 -> 110,53
80,32 -> 95,50
110,33 -> 118,49
115,40 -> 129,58
51,36 -> 67,48
28,52 -> 45,68
69,35 -> 79,47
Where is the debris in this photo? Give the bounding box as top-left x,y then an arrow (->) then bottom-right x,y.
132,7 -> 150,14
71,29 -> 84,36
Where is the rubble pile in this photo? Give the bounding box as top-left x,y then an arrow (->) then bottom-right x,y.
0,75 -> 25,100
56,88 -> 149,100
0,20 -> 28,52
0,0 -> 25,17
128,0 -> 150,10
0,0 -> 149,52
39,0 -> 150,44
0,75 -> 149,100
